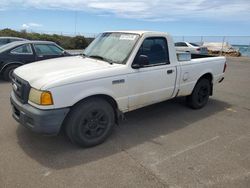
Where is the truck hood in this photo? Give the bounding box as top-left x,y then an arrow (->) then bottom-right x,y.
14,56 -> 125,89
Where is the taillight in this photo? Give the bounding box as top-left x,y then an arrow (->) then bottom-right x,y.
223,62 -> 227,73
196,48 -> 201,51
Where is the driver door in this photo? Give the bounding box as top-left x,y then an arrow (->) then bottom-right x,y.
128,37 -> 177,110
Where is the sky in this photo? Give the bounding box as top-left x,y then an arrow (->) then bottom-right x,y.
0,0 -> 250,37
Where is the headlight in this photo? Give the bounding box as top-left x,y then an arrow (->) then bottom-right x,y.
29,88 -> 54,105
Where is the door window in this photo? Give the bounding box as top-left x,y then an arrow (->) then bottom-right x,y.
34,44 -> 63,56
135,37 -> 169,66
175,42 -> 188,47
11,44 -> 33,54
0,39 -> 8,46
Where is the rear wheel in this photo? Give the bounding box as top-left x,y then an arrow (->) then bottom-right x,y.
3,65 -> 19,81
187,78 -> 211,109
65,98 -> 115,147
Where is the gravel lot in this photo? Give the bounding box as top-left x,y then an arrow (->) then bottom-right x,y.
0,57 -> 249,188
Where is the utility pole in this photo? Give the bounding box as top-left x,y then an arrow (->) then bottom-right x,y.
74,11 -> 78,36
220,36 -> 226,56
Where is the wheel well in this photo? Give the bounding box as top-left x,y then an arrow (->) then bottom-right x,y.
199,73 -> 213,82
78,94 -> 118,109
0,62 -> 23,74
198,73 -> 213,95
61,94 -> 120,133
72,94 -> 120,122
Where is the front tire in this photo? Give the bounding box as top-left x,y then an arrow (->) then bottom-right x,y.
3,65 -> 19,81
187,78 -> 211,109
65,98 -> 115,147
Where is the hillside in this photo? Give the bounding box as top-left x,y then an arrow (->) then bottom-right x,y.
0,28 -> 93,49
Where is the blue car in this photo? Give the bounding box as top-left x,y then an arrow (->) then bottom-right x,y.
0,40 -> 71,81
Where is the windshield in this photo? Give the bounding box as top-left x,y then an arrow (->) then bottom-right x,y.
84,32 -> 140,64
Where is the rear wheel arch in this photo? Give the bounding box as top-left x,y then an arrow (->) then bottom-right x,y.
1,62 -> 24,81
187,77 -> 212,109
196,73 -> 213,95
1,62 -> 24,74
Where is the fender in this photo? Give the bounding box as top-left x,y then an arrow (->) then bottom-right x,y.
197,69 -> 213,82
178,69 -> 214,97
72,88 -> 117,107
70,88 -> 127,112
188,71 -> 213,96
33,85 -> 128,112
0,61 -> 24,73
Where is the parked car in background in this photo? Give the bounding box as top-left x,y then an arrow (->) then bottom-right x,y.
175,42 -> 208,55
0,37 -> 27,47
0,41 -> 71,81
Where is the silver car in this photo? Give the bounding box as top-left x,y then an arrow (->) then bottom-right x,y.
175,42 -> 208,55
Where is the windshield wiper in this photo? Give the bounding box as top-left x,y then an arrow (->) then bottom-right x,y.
89,55 -> 104,60
88,55 -> 114,65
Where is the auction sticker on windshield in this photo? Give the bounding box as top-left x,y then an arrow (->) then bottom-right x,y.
119,35 -> 137,40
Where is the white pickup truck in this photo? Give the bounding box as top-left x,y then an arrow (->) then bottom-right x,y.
10,31 -> 226,147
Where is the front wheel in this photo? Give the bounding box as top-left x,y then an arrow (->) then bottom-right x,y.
65,98 -> 115,147
187,78 -> 211,109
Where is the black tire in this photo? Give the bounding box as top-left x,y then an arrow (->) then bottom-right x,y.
3,65 -> 19,81
187,78 -> 211,109
65,98 -> 115,147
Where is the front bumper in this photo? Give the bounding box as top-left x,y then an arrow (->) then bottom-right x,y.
10,91 -> 70,135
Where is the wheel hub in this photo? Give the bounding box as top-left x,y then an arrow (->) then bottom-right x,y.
80,110 -> 108,139
89,119 -> 98,129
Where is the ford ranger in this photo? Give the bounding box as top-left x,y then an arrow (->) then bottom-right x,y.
10,31 -> 226,147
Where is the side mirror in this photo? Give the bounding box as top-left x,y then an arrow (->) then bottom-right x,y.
62,50 -> 68,55
132,55 -> 149,69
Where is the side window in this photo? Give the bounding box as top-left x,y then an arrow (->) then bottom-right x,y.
175,42 -> 188,47
11,44 -> 33,54
34,44 -> 63,56
136,37 -> 169,66
175,42 -> 181,47
0,39 -> 8,45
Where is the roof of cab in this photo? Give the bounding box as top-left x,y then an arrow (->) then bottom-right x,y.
105,30 -> 168,36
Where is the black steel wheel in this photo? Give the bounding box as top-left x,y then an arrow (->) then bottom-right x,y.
65,98 -> 115,147
79,109 -> 109,140
187,78 -> 211,109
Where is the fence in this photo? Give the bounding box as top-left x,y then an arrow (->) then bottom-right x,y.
172,36 -> 250,57
15,29 -> 250,57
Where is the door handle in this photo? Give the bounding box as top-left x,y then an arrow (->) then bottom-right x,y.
167,70 -> 174,74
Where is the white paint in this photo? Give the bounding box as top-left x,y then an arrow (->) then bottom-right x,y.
13,31 -> 226,112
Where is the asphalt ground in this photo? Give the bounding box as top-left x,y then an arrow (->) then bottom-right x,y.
0,57 -> 249,188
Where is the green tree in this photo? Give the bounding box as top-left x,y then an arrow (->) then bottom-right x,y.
0,28 -> 93,49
